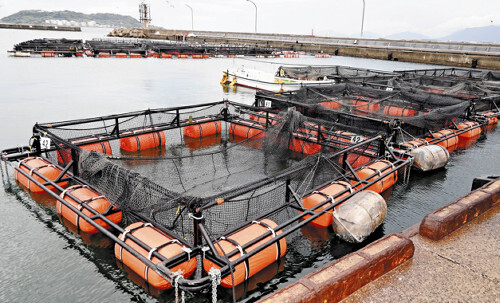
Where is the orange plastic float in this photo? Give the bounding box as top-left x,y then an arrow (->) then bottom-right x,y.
203,219 -> 286,288
383,105 -> 418,117
301,180 -> 353,227
160,53 -> 172,58
229,121 -> 265,139
289,123 -> 326,155
57,137 -> 112,164
456,121 -> 481,148
400,138 -> 427,150
353,160 -> 397,193
183,120 -> 221,138
426,129 -> 458,153
115,53 -> 128,58
115,222 -> 197,289
350,99 -> 380,113
319,100 -> 342,110
15,157 -> 69,193
58,185 -> 122,233
119,130 -> 165,152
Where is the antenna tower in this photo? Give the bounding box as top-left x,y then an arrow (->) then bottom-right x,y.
139,1 -> 152,29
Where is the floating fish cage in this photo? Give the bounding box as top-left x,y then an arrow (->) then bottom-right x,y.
255,81 -> 499,171
1,100 -> 413,297
276,65 -> 400,83
10,38 -> 280,58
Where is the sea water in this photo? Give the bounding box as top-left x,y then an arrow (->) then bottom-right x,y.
0,27 -> 499,302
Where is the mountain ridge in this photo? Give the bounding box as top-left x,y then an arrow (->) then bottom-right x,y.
0,10 -> 142,28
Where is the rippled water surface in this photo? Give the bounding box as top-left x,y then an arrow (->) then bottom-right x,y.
1,27 -> 499,303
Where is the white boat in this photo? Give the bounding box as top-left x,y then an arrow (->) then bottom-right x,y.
8,51 -> 31,57
221,66 -> 337,92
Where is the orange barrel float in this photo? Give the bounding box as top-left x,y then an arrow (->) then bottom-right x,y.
289,123 -> 326,155
350,99 -> 380,113
319,99 -> 342,110
15,157 -> 69,193
115,222 -> 197,289
482,112 -> 499,132
161,53 -> 173,58
183,120 -> 221,138
383,105 -> 418,117
98,52 -> 111,58
57,137 -> 112,164
249,112 -> 278,125
352,160 -> 397,194
400,138 -> 427,150
58,185 -> 122,233
331,131 -> 373,168
192,54 -> 203,59
426,129 -> 458,153
456,121 -> 481,148
42,52 -> 55,57
301,180 -> 353,227
130,53 -> 142,58
202,54 -> 210,59
116,53 -> 128,58
119,129 -> 165,152
203,219 -> 286,288
229,121 -> 265,139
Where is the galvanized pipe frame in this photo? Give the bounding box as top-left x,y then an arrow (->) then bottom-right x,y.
1,134 -> 409,293
198,156 -> 411,281
1,102 -> 410,292
8,158 -> 217,291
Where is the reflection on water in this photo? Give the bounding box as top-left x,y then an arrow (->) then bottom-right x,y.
1,28 -> 500,302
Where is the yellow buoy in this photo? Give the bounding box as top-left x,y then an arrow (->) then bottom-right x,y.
229,76 -> 237,87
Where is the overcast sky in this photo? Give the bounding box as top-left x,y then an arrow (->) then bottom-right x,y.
0,0 -> 498,38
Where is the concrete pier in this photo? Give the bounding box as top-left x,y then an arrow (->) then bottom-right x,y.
128,28 -> 500,70
0,23 -> 81,32
258,177 -> 500,303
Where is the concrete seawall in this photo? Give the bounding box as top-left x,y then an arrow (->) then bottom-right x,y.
134,29 -> 500,70
258,177 -> 500,303
0,23 -> 81,32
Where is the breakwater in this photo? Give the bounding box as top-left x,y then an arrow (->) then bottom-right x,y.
128,28 -> 500,70
0,23 -> 81,32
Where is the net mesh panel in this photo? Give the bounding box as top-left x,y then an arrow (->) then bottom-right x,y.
42,103 -> 376,243
364,76 -> 500,112
256,83 -> 473,133
277,65 -> 398,82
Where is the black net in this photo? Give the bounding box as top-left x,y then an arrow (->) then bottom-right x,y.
39,102 -> 386,244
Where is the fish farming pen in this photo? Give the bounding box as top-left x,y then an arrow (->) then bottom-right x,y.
1,67 -> 499,302
2,100 -> 415,301
276,65 -> 400,83
254,81 -> 499,171
9,38 -> 84,57
9,37 -> 281,58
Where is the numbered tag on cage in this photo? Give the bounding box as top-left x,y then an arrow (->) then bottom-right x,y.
264,100 -> 272,108
350,135 -> 364,144
40,137 -> 51,150
386,87 -> 394,91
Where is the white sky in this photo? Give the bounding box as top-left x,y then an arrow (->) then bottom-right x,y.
0,0 -> 498,38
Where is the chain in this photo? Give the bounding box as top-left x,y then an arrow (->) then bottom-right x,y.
208,268 -> 221,303
174,275 -> 185,303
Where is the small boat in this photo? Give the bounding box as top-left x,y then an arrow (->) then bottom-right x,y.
221,66 -> 337,92
8,51 -> 31,57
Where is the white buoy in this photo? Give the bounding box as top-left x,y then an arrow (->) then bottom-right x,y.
332,190 -> 387,243
409,144 -> 450,171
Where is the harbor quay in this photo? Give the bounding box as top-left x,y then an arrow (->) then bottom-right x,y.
259,177 -> 500,302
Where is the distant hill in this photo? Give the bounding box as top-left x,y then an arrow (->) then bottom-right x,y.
439,25 -> 500,44
0,10 -> 142,28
